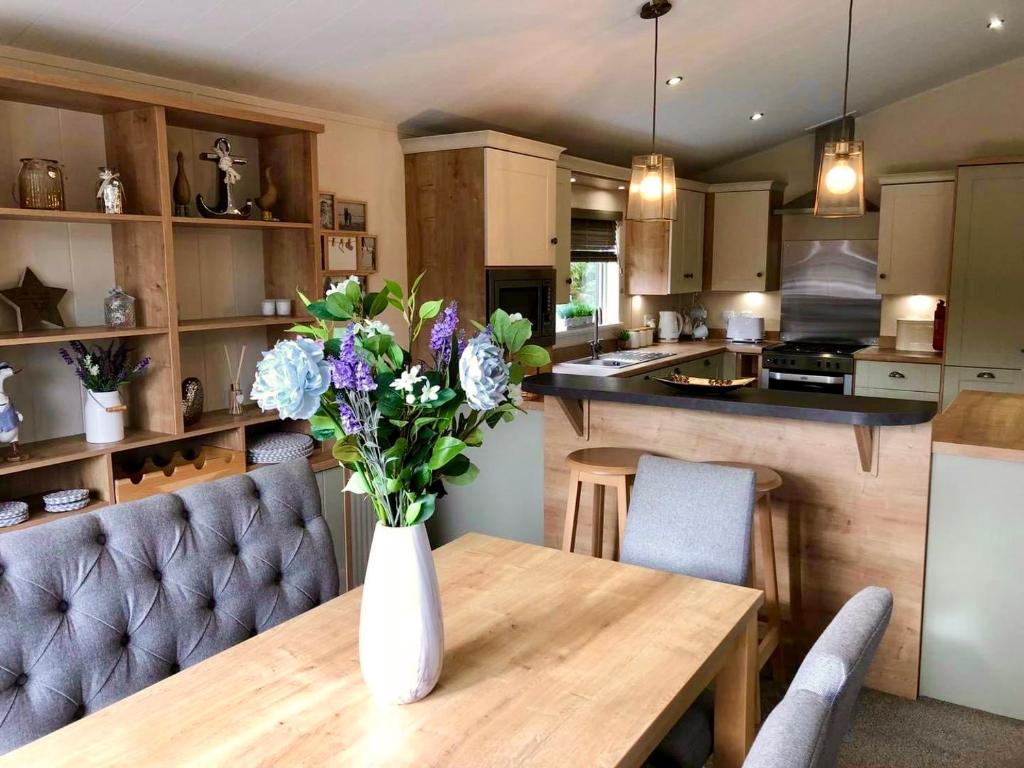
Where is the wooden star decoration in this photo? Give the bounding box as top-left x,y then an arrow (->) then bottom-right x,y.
0,267 -> 67,331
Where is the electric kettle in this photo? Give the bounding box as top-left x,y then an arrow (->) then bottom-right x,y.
658,310 -> 683,341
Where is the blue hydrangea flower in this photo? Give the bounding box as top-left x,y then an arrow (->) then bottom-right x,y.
251,338 -> 331,420
459,332 -> 509,411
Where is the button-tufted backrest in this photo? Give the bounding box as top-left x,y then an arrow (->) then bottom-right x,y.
0,459 -> 338,755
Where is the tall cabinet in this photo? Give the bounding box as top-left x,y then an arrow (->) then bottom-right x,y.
942,162 -> 1024,407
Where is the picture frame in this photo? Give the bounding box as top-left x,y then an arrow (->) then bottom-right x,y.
324,233 -> 358,270
336,200 -> 367,232
318,192 -> 336,230
358,235 -> 378,272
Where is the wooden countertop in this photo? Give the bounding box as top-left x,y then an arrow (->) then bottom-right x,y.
932,391 -> 1024,463
553,340 -> 773,378
854,346 -> 944,365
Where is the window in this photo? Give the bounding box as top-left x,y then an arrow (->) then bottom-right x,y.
557,210 -> 621,331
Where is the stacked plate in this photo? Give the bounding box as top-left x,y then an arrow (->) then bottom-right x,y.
0,500 -> 29,528
247,432 -> 314,465
43,489 -> 91,514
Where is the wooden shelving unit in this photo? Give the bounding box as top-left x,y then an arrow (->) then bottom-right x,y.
0,63 -> 337,533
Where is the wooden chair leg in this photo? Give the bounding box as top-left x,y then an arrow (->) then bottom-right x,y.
758,492 -> 786,681
591,484 -> 605,559
563,470 -> 582,553
614,475 -> 629,561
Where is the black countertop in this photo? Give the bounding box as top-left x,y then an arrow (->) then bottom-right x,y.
523,373 -> 937,427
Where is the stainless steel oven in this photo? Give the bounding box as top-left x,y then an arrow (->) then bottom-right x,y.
486,268 -> 556,347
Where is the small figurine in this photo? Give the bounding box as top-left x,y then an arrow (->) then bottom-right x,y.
0,363 -> 26,462
173,150 -> 192,217
196,137 -> 253,220
255,166 -> 279,222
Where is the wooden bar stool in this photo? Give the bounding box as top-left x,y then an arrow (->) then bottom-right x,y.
563,448 -> 644,560
707,460 -> 786,682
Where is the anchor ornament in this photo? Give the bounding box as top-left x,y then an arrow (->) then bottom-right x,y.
196,137 -> 253,219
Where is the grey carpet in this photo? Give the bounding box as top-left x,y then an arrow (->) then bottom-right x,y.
838,690 -> 1024,768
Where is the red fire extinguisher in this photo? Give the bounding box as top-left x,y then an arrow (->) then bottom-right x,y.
933,300 -> 946,352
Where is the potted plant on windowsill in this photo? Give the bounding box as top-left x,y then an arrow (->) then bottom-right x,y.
558,301 -> 596,330
250,274 -> 550,705
59,340 -> 150,444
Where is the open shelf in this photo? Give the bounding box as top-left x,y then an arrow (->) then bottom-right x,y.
183,405 -> 280,437
171,216 -> 312,230
178,316 -> 306,333
0,430 -> 175,477
0,325 -> 168,348
0,208 -> 162,225
0,500 -> 110,535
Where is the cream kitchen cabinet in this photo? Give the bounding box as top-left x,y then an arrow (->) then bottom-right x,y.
555,166 -> 573,303
484,147 -> 558,267
876,173 -> 955,295
623,186 -> 705,295
707,181 -> 785,292
941,366 -> 1023,410
854,360 -> 941,403
945,163 -> 1024,371
642,352 -> 726,380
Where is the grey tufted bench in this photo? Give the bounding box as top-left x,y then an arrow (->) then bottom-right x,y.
0,459 -> 339,755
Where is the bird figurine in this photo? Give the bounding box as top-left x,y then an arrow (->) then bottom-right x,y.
173,150 -> 192,217
255,165 -> 279,221
0,363 -> 26,462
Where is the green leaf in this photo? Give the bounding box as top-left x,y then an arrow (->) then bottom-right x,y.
333,442 -> 361,464
428,436 -> 466,470
384,279 -> 403,300
446,461 -> 479,486
440,453 -> 470,477
297,290 -> 313,307
368,290 -> 390,318
309,414 -> 340,441
464,427 -> 484,447
343,472 -> 369,494
516,344 -> 550,368
505,319 -> 530,353
306,301 -> 337,321
404,500 -> 423,525
410,272 -> 425,298
470,319 -> 487,332
412,463 -> 432,489
490,308 -> 511,345
418,388 -> 456,410
405,493 -> 436,525
325,293 -> 354,320
418,299 -> 443,321
508,362 -> 524,385
345,280 -> 362,304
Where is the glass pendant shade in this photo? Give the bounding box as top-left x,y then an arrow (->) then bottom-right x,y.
814,139 -> 865,217
627,153 -> 677,221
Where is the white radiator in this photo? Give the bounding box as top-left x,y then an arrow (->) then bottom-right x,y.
346,489 -> 377,588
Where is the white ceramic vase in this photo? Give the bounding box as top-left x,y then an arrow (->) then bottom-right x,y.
359,522 -> 444,704
83,388 -> 125,444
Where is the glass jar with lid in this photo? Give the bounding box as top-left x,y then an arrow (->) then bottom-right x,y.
104,287 -> 136,329
95,167 -> 126,214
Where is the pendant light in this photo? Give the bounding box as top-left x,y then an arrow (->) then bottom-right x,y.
627,0 -> 677,221
815,0 -> 865,217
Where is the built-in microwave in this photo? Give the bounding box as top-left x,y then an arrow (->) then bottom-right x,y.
486,268 -> 556,348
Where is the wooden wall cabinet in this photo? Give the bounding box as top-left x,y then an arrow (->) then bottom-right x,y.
706,181 -> 784,292
944,163 -> 1024,372
876,173 -> 955,295
623,187 -> 705,296
484,148 -> 557,267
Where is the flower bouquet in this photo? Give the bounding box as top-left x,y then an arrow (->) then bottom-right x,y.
250,274 -> 550,704
59,340 -> 150,444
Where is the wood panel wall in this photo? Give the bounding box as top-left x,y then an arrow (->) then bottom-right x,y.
542,399 -> 932,699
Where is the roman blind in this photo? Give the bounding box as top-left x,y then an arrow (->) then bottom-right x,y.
571,211 -> 619,263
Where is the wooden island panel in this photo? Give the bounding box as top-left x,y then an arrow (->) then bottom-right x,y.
542,398 -> 932,699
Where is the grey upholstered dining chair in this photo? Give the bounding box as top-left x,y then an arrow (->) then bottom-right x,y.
649,586 -> 894,768
0,460 -> 339,755
620,455 -> 756,586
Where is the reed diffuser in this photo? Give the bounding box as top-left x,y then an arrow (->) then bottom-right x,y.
224,345 -> 246,415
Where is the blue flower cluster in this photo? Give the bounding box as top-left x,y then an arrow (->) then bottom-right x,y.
429,302 -> 460,367
250,337 -> 331,421
328,328 -> 377,393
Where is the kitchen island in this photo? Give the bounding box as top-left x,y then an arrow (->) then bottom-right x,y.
523,372 -> 937,700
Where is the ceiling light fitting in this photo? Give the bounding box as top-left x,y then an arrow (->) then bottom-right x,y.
750,112 -> 765,121
627,0 -> 677,222
988,17 -> 1005,29
814,0 -> 865,218
666,75 -> 684,86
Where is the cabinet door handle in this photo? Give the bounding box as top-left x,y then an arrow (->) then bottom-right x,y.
564,277 -> 572,284
977,371 -> 996,379
550,236 -> 558,245
756,271 -> 764,278
888,371 -> 906,379
683,272 -> 694,279
879,273 -> 887,279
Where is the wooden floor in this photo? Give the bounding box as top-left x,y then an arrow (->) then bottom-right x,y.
542,398 -> 933,699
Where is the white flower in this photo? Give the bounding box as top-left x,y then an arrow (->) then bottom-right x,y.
89,364 -> 100,376
420,384 -> 440,404
390,365 -> 423,393
356,319 -> 393,337
326,275 -> 361,296
405,393 -> 416,405
508,382 -> 523,406
459,333 -> 509,411
508,312 -> 523,322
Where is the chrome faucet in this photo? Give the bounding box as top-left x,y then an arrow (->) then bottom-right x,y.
589,307 -> 603,359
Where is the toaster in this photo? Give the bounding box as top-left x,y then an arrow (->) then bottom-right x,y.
726,315 -> 765,343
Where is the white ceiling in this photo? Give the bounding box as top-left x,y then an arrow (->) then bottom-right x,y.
1,1 -> 1021,171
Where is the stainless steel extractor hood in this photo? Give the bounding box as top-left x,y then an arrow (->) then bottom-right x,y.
776,117 -> 878,215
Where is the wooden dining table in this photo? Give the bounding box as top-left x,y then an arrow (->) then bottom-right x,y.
3,533 -> 763,768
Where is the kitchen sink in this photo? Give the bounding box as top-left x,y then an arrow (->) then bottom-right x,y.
562,350 -> 675,369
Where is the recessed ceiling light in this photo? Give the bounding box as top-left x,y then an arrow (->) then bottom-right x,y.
750,112 -> 765,121
665,75 -> 684,86
570,177 -> 577,183
617,185 -> 626,190
988,17 -> 1005,29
